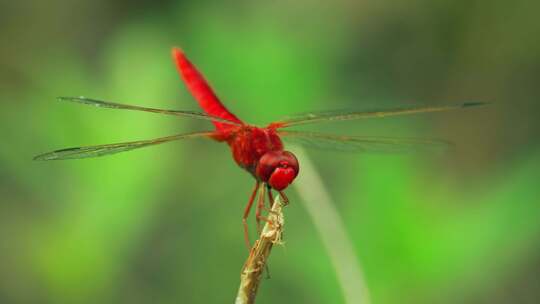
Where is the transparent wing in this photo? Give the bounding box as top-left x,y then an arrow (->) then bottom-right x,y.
34,131 -> 214,160
279,130 -> 451,153
272,102 -> 487,128
58,97 -> 242,125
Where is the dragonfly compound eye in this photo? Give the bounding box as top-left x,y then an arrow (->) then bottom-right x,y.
256,150 -> 299,190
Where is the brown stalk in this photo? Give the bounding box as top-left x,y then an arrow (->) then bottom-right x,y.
235,195 -> 284,304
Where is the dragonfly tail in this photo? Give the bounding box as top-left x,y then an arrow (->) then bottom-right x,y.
172,47 -> 243,131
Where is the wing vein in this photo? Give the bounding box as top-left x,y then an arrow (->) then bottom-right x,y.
274,102 -> 487,128
34,131 -> 214,160
58,97 -> 243,126
279,130 -> 451,153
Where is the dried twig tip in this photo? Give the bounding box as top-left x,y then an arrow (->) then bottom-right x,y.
235,195 -> 285,304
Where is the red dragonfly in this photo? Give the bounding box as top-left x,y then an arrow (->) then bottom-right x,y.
35,47 -> 485,246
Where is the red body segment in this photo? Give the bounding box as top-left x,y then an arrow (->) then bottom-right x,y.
172,48 -> 243,131
225,125 -> 284,175
172,47 -> 299,189
256,150 -> 299,190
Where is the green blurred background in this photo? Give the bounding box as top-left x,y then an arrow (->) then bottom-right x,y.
1,0 -> 539,303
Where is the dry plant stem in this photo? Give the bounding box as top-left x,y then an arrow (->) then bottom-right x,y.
235,195 -> 284,304
292,147 -> 371,304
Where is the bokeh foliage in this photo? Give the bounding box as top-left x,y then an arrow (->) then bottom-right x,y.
1,0 -> 539,303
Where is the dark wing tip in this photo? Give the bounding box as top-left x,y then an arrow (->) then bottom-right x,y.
33,153 -> 57,161
57,96 -> 83,103
462,101 -> 490,107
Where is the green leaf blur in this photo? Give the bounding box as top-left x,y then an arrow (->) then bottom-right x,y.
1,1 -> 538,303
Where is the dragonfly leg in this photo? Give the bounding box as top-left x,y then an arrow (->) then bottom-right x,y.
261,185 -> 279,216
255,185 -> 267,234
265,264 -> 272,279
243,181 -> 260,249
267,185 -> 274,207
279,191 -> 289,206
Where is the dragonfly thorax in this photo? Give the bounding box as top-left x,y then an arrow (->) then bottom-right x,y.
224,125 -> 298,189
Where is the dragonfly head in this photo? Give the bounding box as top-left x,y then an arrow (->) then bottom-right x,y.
256,150 -> 299,191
